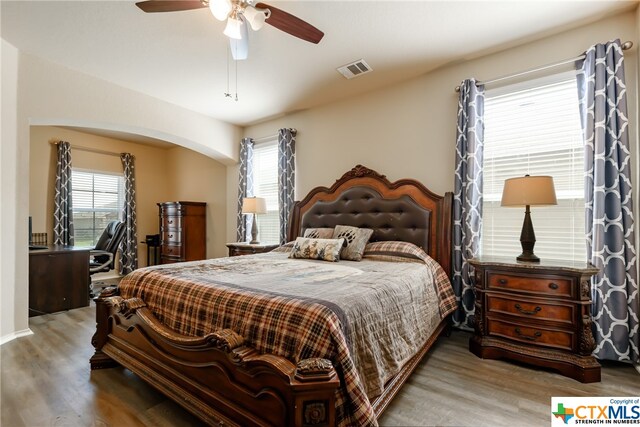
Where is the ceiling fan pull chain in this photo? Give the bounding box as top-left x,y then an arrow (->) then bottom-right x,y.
224,42 -> 232,99
235,54 -> 239,102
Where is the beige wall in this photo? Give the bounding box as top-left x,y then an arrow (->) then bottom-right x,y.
165,146 -> 228,259
29,126 -> 227,269
230,10 -> 639,243
1,40 -> 23,340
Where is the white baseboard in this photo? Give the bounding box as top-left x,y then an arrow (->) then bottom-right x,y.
0,328 -> 33,346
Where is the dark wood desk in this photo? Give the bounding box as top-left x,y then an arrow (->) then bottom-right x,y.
29,245 -> 90,317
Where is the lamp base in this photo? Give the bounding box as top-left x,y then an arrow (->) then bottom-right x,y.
250,214 -> 260,245
517,205 -> 540,263
517,252 -> 540,263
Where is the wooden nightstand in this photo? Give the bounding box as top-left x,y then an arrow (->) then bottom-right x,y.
226,242 -> 279,257
469,256 -> 601,383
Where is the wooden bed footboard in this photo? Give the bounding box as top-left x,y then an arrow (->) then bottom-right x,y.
90,287 -> 340,427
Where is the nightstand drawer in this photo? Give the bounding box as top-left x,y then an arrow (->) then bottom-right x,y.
226,243 -> 279,257
161,244 -> 183,258
487,318 -> 573,351
488,273 -> 572,298
161,215 -> 182,229
486,294 -> 575,326
161,230 -> 182,244
160,255 -> 181,265
161,205 -> 183,216
229,247 -> 253,256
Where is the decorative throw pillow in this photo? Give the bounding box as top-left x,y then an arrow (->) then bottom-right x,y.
332,225 -> 374,261
288,237 -> 345,262
303,227 -> 335,239
363,241 -> 428,263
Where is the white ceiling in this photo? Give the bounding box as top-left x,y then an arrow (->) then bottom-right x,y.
2,1 -> 636,127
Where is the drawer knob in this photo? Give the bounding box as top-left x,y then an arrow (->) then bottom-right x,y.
515,327 -> 542,341
514,303 -> 542,315
498,278 -> 508,285
168,219 -> 173,224
169,234 -> 173,238
548,282 -> 559,290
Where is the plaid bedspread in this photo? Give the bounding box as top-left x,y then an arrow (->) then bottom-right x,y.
119,250 -> 455,427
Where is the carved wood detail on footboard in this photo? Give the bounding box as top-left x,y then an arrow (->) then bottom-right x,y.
90,289 -> 339,427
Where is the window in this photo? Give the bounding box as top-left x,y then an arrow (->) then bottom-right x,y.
72,169 -> 124,247
481,72 -> 586,262
253,142 -> 280,244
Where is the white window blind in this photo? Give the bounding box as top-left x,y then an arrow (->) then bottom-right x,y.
72,169 -> 124,247
253,142 -> 280,244
481,72 -> 587,262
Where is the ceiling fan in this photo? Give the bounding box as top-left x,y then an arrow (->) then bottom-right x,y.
135,0 -> 324,60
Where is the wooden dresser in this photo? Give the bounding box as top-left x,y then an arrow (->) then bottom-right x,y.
158,202 -> 206,264
29,246 -> 89,316
469,256 -> 601,383
226,242 -> 279,257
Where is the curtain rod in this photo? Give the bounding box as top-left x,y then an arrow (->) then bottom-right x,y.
50,141 -> 127,158
252,128 -> 297,145
454,40 -> 634,92
252,134 -> 278,144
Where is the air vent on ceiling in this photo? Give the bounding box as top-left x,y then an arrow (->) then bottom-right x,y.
337,59 -> 372,79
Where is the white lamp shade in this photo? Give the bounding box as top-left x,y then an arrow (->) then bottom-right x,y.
243,5 -> 266,31
209,0 -> 232,21
501,175 -> 558,207
229,17 -> 249,60
242,197 -> 267,214
224,16 -> 244,40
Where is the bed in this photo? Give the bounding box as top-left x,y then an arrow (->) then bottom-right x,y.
90,165 -> 454,427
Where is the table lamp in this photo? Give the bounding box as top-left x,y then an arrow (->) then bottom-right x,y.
242,197 -> 267,244
501,175 -> 557,262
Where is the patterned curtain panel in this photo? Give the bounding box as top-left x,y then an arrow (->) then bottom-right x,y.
236,138 -> 254,242
278,128 -> 296,245
452,79 -> 485,329
53,141 -> 75,246
576,39 -> 639,363
119,153 -> 138,274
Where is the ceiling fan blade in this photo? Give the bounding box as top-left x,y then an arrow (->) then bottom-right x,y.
255,2 -> 324,44
135,0 -> 207,13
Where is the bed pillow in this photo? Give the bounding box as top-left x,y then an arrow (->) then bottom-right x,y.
303,227 -> 335,239
332,225 -> 374,261
362,240 -> 428,263
289,237 -> 345,262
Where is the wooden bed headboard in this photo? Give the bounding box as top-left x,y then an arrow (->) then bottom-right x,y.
287,165 -> 453,277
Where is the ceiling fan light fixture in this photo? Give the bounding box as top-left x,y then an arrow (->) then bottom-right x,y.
224,16 -> 244,40
209,0 -> 232,21
230,15 -> 249,60
243,5 -> 267,31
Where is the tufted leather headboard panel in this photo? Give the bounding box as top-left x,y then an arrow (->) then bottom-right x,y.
288,165 -> 453,277
300,186 -> 431,250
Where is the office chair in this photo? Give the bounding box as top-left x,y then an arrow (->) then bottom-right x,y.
89,221 -> 126,296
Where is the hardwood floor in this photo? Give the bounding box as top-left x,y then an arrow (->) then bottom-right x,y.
1,306 -> 638,427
